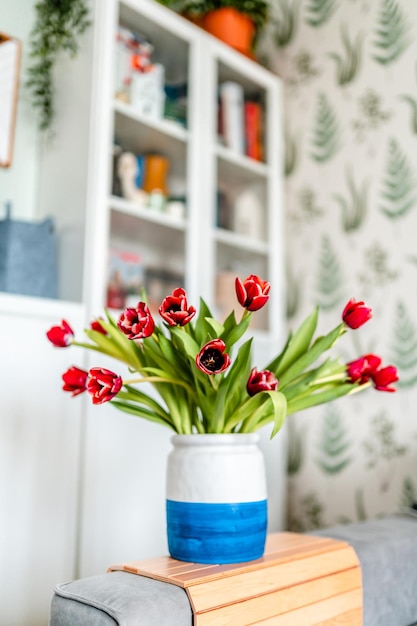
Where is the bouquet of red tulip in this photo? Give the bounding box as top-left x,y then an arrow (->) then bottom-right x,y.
47,275 -> 398,437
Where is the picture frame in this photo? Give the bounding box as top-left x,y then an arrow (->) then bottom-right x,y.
0,32 -> 21,168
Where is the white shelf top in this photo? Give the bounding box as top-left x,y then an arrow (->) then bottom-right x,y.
109,195 -> 187,231
214,227 -> 269,255
215,143 -> 270,177
113,99 -> 189,143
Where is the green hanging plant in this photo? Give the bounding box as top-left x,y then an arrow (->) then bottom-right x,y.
26,0 -> 91,131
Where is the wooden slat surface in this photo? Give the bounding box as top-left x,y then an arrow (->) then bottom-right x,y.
253,589 -> 363,626
188,547 -> 359,612
194,568 -> 362,626
108,532 -> 363,626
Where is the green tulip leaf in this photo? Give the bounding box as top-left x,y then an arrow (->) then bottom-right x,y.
279,323 -> 345,388
204,317 -> 225,337
271,306 -> 319,377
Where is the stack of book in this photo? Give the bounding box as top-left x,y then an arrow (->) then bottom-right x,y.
218,81 -> 264,161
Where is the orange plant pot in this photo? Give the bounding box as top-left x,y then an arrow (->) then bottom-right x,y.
202,8 -> 255,55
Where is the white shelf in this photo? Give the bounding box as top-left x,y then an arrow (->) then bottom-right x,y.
109,195 -> 186,231
216,143 -> 269,177
214,227 -> 269,255
113,99 -> 189,142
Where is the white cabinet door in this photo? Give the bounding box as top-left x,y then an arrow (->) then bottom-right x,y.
0,295 -> 84,625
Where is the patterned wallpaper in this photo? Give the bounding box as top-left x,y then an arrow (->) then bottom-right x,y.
268,0 -> 417,530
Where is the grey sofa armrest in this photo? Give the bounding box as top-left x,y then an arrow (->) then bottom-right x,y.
312,514 -> 417,626
50,571 -> 192,626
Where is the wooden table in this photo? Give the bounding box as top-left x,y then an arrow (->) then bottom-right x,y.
109,531 -> 363,625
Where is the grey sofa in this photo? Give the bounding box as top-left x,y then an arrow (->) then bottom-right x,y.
50,513 -> 417,626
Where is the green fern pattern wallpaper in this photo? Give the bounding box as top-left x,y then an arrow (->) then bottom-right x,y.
269,0 -> 417,530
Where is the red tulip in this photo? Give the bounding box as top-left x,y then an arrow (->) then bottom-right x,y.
196,339 -> 231,375
159,288 -> 196,327
342,299 -> 372,329
347,354 -> 382,384
372,365 -> 399,392
62,366 -> 88,396
118,302 -> 155,339
46,319 -> 74,347
90,318 -> 107,335
87,367 -> 122,404
247,368 -> 278,396
235,275 -> 270,312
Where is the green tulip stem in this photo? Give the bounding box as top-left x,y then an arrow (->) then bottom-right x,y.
124,376 -> 194,395
240,309 -> 252,324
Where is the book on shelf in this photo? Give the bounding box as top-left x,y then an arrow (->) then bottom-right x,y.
218,83 -> 264,161
244,100 -> 263,161
219,81 -> 244,155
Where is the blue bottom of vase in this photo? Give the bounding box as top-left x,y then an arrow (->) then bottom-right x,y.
166,499 -> 268,564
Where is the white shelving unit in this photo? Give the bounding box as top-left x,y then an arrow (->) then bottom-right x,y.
77,0 -> 287,577
83,0 -> 284,347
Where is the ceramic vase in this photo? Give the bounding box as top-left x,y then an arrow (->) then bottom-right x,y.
166,433 -> 267,564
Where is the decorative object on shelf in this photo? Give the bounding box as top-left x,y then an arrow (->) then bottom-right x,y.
0,32 -> 21,168
26,0 -> 91,132
142,154 -> 170,196
115,26 -> 165,117
203,7 -> 255,56
0,202 -> 57,298
233,187 -> 264,240
117,152 -> 148,208
158,0 -> 270,56
166,197 -> 186,221
164,81 -> 188,128
47,275 -> 398,563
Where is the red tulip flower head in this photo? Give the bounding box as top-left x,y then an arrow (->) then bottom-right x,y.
196,339 -> 231,375
347,354 -> 382,384
90,318 -> 107,335
347,354 -> 398,392
235,275 -> 270,312
87,367 -> 123,404
46,319 -> 74,347
342,299 -> 372,329
159,288 -> 196,327
62,366 -> 88,396
247,368 -> 279,396
118,302 -> 155,339
372,365 -> 399,392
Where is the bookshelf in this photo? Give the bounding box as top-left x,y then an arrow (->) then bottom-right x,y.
79,0 -> 287,575
83,0 -> 284,344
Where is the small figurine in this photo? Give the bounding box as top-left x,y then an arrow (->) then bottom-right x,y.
117,152 -> 148,207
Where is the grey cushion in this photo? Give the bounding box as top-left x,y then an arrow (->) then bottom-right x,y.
50,571 -> 192,626
312,513 -> 417,626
